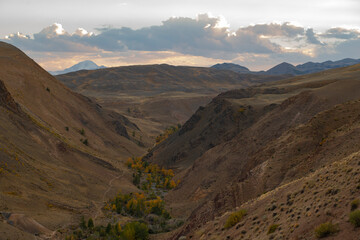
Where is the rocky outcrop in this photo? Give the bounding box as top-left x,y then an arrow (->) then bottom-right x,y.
0,79 -> 19,113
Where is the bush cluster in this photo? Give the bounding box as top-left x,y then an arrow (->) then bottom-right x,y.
351,199 -> 360,211
314,222 -> 339,238
104,192 -> 170,219
155,125 -> 181,144
126,157 -> 178,190
66,219 -> 149,240
349,209 -> 360,227
224,209 -> 247,229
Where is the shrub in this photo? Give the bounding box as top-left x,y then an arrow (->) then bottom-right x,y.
314,222 -> 339,238
80,128 -> 85,135
349,209 -> 360,227
87,218 -> 94,229
351,199 -> 360,211
82,139 -> 89,146
106,223 -> 111,234
80,216 -> 87,230
268,224 -> 279,234
224,209 -> 247,228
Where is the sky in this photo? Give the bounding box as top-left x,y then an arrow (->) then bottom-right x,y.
1,0 -> 360,71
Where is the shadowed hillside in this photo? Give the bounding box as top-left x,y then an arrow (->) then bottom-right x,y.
0,42 -> 144,238
144,63 -> 360,239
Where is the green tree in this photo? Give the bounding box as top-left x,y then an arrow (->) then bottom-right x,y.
123,222 -> 149,240
106,223 -> 112,234
80,216 -> 87,230
87,218 -> 94,229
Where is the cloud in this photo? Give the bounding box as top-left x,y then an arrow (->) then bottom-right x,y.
240,22 -> 304,37
5,23 -> 98,52
305,28 -> 324,45
89,14 -> 282,58
2,14 -> 359,71
328,38 -> 360,58
3,14 -> 283,58
321,27 -> 360,39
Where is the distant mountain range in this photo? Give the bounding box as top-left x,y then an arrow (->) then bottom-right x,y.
211,58 -> 360,76
51,58 -> 360,77
50,60 -> 105,75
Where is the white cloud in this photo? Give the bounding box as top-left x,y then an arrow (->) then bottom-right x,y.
74,28 -> 93,37
38,23 -> 67,38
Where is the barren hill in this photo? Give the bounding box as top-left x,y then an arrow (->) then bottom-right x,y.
144,63 -> 360,239
56,64 -> 280,95
0,42 -> 143,238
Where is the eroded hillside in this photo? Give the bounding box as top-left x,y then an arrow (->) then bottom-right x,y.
144,64 -> 360,239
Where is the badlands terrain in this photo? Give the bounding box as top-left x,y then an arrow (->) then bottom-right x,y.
1,41 -> 360,240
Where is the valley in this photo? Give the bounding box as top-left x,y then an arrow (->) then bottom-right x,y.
55,64 -> 284,141
1,40 -> 360,240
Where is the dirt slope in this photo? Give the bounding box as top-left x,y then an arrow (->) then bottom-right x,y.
0,42 -> 143,238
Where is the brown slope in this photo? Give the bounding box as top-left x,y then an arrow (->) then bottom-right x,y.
190,144 -> 360,239
143,64 -> 360,238
0,42 -> 142,238
145,69 -> 340,171
0,41 -> 142,160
